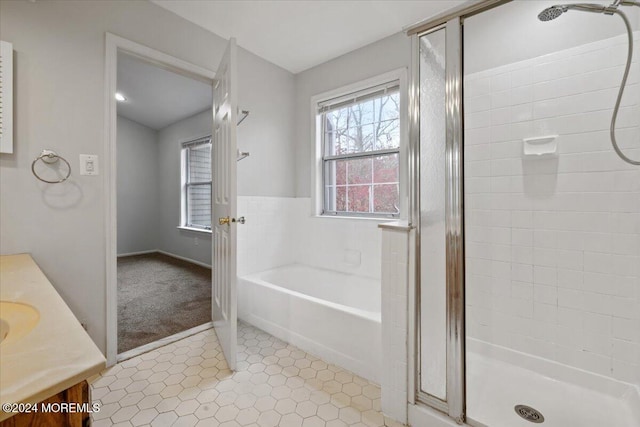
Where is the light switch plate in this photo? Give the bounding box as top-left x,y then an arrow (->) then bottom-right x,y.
80,154 -> 99,175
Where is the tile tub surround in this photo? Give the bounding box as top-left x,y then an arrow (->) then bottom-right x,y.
0,254 -> 105,421
237,197 -> 297,277
464,32 -> 640,385
379,224 -> 411,425
292,199 -> 382,281
90,322 -> 400,427
237,197 -> 383,281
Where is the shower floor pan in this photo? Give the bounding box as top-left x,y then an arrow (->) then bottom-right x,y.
466,343 -> 640,427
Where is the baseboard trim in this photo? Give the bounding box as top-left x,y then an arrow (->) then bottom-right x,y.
117,321 -> 214,362
157,250 -> 211,269
117,249 -> 157,258
117,249 -> 211,269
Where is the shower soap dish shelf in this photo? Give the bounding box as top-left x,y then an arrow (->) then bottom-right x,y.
523,135 -> 558,157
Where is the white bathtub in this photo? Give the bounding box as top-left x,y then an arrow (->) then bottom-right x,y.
238,264 -> 382,383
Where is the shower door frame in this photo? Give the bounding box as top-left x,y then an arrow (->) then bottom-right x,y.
406,0 -> 510,424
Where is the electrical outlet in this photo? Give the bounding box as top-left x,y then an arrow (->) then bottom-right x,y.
194,236 -> 199,246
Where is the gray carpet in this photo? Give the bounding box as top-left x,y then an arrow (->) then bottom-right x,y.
117,252 -> 211,353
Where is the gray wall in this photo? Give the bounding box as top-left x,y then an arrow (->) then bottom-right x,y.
293,32 -> 411,197
117,116 -> 159,255
0,0 -> 295,352
464,0 -> 640,75
237,51 -> 296,197
117,110 -> 212,265
158,110 -> 213,266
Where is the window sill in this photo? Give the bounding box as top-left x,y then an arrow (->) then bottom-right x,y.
312,214 -> 400,223
177,226 -> 212,235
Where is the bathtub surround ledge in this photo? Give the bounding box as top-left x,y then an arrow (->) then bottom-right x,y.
379,225 -> 411,424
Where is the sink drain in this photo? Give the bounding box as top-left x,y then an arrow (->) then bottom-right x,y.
514,405 -> 544,423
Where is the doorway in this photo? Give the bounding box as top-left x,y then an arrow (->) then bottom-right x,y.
105,35 -> 218,364
115,50 -> 214,356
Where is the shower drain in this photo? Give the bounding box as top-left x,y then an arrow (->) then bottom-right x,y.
514,405 -> 545,423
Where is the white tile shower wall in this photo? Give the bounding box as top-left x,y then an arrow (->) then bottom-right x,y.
292,198 -> 382,280
380,227 -> 409,424
236,196 -> 297,276
464,32 -> 640,385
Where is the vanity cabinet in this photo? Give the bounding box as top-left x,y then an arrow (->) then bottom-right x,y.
0,255 -> 105,426
0,381 -> 90,427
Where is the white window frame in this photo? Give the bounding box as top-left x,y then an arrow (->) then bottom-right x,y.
180,135 -> 213,233
311,69 -> 408,220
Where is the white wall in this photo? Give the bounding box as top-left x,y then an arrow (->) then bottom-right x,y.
157,109 -> 213,265
0,0 -> 295,352
116,116 -> 159,255
464,31 -> 640,385
465,0 -> 640,75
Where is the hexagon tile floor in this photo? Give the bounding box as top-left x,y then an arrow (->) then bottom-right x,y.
90,322 -> 400,427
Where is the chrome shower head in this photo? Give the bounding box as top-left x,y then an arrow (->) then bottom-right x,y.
538,3 -> 610,22
536,2 -> 640,165
538,5 -> 567,21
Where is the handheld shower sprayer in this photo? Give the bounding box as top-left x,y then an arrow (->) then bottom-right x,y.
537,2 -> 640,165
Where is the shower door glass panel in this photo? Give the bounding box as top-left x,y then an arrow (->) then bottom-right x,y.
418,27 -> 447,401
463,2 -> 640,426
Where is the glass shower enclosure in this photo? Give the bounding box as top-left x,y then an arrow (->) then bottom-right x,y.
411,1 -> 640,426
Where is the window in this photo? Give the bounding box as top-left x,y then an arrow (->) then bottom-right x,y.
317,80 -> 401,218
181,136 -> 212,230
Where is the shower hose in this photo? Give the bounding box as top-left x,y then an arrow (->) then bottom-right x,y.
610,7 -> 640,165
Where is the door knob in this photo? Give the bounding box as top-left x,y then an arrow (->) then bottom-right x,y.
219,216 -> 245,225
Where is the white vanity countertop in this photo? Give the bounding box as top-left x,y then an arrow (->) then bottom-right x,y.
0,254 -> 105,422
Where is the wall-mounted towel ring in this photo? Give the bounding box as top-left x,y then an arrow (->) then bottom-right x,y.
31,150 -> 71,184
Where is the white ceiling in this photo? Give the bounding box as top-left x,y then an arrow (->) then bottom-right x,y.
117,52 -> 212,130
151,0 -> 465,73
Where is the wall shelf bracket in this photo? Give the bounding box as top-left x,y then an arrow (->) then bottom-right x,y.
237,109 -> 250,126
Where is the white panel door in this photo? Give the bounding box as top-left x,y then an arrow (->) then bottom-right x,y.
212,38 -> 238,371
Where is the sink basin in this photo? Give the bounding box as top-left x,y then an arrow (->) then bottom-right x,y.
0,301 -> 40,345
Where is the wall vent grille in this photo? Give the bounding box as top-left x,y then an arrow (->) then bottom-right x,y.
0,40 -> 14,153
